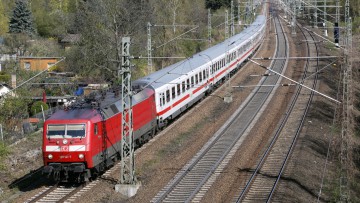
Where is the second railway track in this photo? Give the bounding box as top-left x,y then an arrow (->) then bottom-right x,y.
236,10 -> 321,203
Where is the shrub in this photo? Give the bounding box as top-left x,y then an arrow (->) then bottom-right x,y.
30,101 -> 49,116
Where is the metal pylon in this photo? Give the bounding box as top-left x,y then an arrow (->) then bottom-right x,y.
231,0 -> 235,36
335,0 -> 340,46
291,0 -> 296,35
314,0 -> 318,28
120,37 -> 135,184
225,10 -> 229,39
208,8 -> 212,45
147,23 -> 153,74
323,0 -> 328,36
340,0 -> 352,201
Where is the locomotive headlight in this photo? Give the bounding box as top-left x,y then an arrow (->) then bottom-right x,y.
48,154 -> 53,159
78,154 -> 84,159
62,139 -> 68,144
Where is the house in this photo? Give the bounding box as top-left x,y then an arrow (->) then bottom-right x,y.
0,83 -> 15,98
59,34 -> 81,50
19,57 -> 62,71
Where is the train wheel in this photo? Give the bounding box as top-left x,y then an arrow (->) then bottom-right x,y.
53,171 -> 60,182
150,127 -> 156,138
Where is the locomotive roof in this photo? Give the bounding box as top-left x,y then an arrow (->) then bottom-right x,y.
134,15 -> 266,90
48,87 -> 154,121
99,87 -> 155,119
47,108 -> 102,122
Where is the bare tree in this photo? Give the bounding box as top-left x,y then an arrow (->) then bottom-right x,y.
66,0 -> 153,81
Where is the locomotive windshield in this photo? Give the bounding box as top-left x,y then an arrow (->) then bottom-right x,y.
47,124 -> 86,138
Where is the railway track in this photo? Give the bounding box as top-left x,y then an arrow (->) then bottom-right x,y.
235,12 -> 321,203
24,181 -> 100,203
151,11 -> 289,203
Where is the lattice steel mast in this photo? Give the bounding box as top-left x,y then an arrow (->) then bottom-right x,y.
208,8 -> 212,45
120,37 -> 135,184
225,10 -> 229,39
147,23 -> 153,74
340,0 -> 352,201
314,0 -> 318,28
231,0 -> 235,36
334,0 -> 340,46
291,0 -> 297,35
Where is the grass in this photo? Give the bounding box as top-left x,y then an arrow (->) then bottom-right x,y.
157,131 -> 193,158
0,142 -> 9,170
323,41 -> 337,51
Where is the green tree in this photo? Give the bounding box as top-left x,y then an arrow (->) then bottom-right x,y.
3,33 -> 31,56
30,101 -> 49,116
0,1 -> 8,35
0,95 -> 30,132
205,0 -> 223,10
0,72 -> 10,83
9,0 -> 36,35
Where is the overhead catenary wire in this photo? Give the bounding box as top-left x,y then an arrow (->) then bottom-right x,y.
248,59 -> 341,104
1,57 -> 66,100
137,16 -> 268,92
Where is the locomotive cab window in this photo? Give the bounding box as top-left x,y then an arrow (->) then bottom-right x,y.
47,125 -> 65,138
66,124 -> 86,138
47,124 -> 86,139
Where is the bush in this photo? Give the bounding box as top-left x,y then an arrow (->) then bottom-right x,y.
30,101 -> 49,116
0,143 -> 9,170
0,72 -> 10,83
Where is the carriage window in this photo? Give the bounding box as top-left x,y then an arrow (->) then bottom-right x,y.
182,81 -> 186,92
177,84 -> 181,95
199,72 -> 202,82
191,76 -> 194,87
166,90 -> 170,102
172,86 -> 176,99
162,93 -> 165,105
195,74 -> 198,84
203,70 -> 206,79
187,78 -> 190,90
159,93 -> 163,106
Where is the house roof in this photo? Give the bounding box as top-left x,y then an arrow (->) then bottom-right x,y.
60,34 -> 81,44
19,56 -> 63,59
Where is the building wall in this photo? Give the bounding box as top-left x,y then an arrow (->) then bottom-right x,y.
19,58 -> 59,71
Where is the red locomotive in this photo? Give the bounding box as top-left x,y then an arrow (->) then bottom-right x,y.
42,88 -> 157,182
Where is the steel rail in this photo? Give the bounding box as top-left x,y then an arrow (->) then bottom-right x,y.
236,8 -> 322,203
266,21 -> 320,203
236,11 -> 289,203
